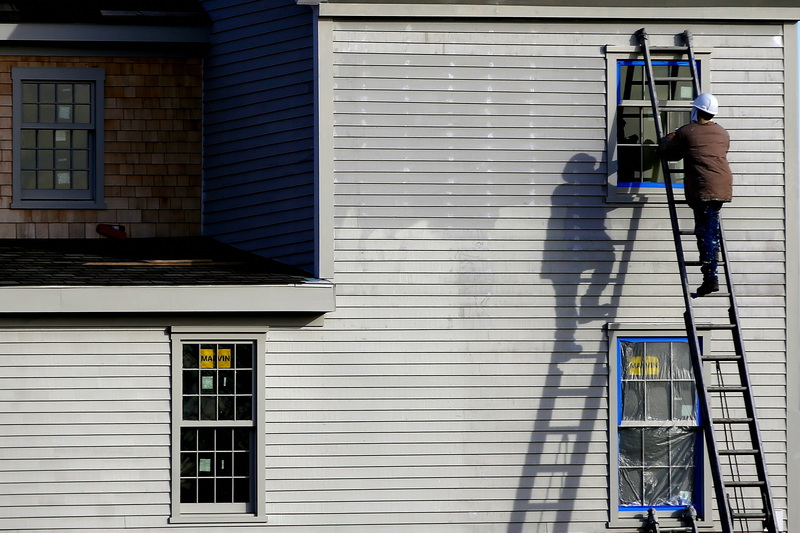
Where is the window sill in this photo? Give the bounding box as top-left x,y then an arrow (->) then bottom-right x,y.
11,199 -> 107,210
169,514 -> 267,524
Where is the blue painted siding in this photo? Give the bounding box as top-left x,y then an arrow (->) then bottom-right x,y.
201,0 -> 316,273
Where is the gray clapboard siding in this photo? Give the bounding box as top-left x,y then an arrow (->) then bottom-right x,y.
201,0 -> 316,273
0,327 -> 171,530
255,18 -> 789,531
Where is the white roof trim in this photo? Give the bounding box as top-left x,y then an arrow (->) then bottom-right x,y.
316,3 -> 800,20
0,23 -> 210,44
0,283 -> 335,314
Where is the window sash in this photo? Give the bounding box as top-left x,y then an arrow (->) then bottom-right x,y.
11,67 -> 104,208
170,328 -> 267,522
616,337 -> 702,512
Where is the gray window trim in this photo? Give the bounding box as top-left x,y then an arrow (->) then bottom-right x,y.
11,66 -> 106,209
169,327 -> 268,523
605,47 -> 712,204
606,323 -> 714,530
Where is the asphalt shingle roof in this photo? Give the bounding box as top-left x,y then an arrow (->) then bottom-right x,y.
0,237 -> 315,287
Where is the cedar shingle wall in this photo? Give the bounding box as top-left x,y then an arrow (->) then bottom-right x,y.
0,57 -> 202,239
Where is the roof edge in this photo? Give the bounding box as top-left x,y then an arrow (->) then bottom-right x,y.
315,3 -> 800,20
0,23 -> 210,44
0,283 -> 336,314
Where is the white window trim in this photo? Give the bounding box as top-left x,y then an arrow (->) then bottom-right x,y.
606,323 -> 714,530
11,66 -> 106,209
605,47 -> 712,204
169,327 -> 267,524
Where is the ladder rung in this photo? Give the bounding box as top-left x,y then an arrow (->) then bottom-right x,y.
707,385 -> 747,393
648,46 -> 691,53
719,449 -> 760,456
725,480 -> 766,488
713,417 -> 754,424
731,512 -> 768,519
696,324 -> 736,331
685,260 -> 726,267
653,76 -> 694,82
702,355 -> 742,362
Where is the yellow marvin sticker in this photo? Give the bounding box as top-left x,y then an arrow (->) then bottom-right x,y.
218,348 -> 232,369
200,348 -> 216,368
629,355 -> 659,376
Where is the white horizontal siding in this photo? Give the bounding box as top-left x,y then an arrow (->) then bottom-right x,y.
0,327 -> 173,531
260,19 -> 789,532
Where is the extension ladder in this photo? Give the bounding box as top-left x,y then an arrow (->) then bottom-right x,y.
634,28 -> 779,533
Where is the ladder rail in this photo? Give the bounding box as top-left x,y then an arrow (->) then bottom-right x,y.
636,28 -> 779,533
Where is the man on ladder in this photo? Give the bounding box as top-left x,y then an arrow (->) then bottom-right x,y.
659,92 -> 733,296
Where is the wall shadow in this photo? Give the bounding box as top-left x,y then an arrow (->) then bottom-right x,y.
507,153 -> 642,532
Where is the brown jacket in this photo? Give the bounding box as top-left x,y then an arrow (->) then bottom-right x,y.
659,121 -> 733,203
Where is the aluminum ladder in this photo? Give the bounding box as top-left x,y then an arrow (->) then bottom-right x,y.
634,28 -> 779,533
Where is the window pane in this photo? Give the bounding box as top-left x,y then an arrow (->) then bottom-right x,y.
22,83 -> 37,103
21,170 -> 36,190
21,149 -> 35,169
673,381 -> 696,421
646,381 -> 671,420
621,381 -> 644,420
644,467 -> 671,505
37,171 -> 54,189
38,150 -> 54,169
619,428 -> 642,466
201,396 -> 217,420
182,396 -> 198,420
39,83 -> 55,102
183,344 -> 199,368
236,344 -> 253,368
183,370 -> 198,395
218,396 -> 234,420
22,103 -> 38,122
72,129 -> 88,148
72,171 -> 88,190
38,130 -> 54,148
74,83 -> 91,103
620,468 -> 643,506
180,479 -> 197,504
57,84 -> 72,102
74,105 -> 90,123
181,428 -> 197,451
40,104 -> 56,123
55,150 -> 70,169
55,171 -> 71,189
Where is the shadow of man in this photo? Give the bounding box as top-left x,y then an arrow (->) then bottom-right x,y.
507,153 -> 638,532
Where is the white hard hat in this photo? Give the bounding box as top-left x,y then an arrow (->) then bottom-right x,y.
692,93 -> 719,116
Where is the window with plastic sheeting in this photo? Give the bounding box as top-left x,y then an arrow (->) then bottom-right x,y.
617,338 -> 702,512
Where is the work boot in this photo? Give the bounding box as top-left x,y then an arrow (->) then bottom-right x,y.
696,279 -> 719,297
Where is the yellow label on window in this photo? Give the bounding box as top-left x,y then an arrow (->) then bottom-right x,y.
218,348 -> 232,369
629,355 -> 659,376
200,348 -> 215,368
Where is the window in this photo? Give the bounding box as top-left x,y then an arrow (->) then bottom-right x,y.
170,328 -> 266,522
12,67 -> 105,209
618,338 -> 700,509
607,326 -> 712,528
606,48 -> 711,202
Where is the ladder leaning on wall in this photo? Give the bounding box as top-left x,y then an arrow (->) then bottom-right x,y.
634,28 -> 779,533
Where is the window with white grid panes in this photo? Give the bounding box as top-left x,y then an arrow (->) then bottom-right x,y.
12,67 -> 104,208
180,342 -> 255,510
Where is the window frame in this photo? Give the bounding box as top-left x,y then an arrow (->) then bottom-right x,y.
607,324 -> 713,529
605,47 -> 711,203
169,327 -> 267,524
11,66 -> 106,209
